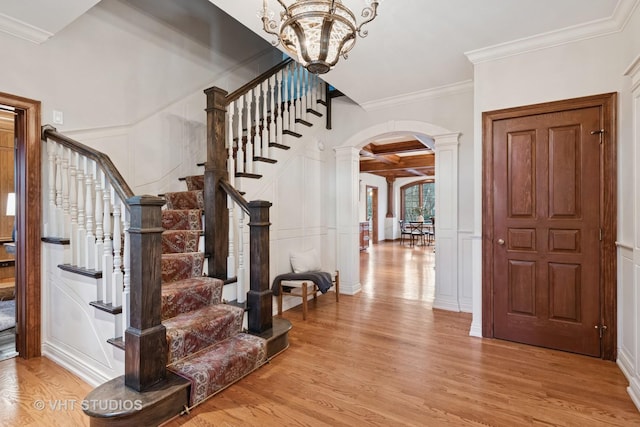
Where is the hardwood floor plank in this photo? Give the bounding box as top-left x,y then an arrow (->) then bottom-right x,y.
1,241 -> 638,426
166,242 -> 639,426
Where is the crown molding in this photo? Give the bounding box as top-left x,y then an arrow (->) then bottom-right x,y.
465,0 -> 639,64
0,12 -> 53,44
624,54 -> 640,91
361,80 -> 473,112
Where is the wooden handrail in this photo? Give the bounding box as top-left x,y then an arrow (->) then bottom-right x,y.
225,58 -> 294,105
219,178 -> 249,214
41,125 -> 134,206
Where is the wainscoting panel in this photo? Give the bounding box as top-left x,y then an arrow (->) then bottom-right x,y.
41,243 -> 124,387
458,231 -> 474,313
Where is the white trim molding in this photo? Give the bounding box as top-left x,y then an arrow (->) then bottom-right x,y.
0,12 -> 52,44
465,0 -> 640,64
361,80 -> 474,112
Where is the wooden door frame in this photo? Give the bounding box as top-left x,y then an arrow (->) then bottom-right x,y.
366,185 -> 378,243
482,92 -> 617,360
0,92 -> 41,359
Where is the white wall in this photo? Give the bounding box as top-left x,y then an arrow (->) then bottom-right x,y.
471,3 -> 640,408
8,0 -> 281,384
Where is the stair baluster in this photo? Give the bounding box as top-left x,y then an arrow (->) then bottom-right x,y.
237,207 -> 246,304
260,79 -> 268,158
76,155 -> 86,268
85,160 -> 96,270
94,169 -> 104,271
121,206 -> 130,341
244,92 -> 253,174
46,142 -> 56,237
54,144 -> 63,236
102,180 -> 113,304
111,193 -> 122,306
276,69 -> 284,145
69,150 -> 78,265
268,74 -> 276,157
61,147 -> 70,238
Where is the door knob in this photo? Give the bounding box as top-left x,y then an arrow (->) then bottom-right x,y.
497,238 -> 505,245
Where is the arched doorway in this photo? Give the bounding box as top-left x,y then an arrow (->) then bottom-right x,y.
334,120 -> 463,312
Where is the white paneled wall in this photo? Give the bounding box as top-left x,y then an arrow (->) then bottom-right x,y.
622,55 -> 640,410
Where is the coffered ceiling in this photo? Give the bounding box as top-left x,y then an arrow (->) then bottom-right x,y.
359,136 -> 434,180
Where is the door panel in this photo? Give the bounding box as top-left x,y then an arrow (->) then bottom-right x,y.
493,106 -> 601,357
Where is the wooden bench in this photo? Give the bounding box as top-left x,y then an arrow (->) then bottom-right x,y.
277,271 -> 339,320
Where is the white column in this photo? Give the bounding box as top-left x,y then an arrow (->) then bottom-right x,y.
432,133 -> 461,312
335,147 -> 361,295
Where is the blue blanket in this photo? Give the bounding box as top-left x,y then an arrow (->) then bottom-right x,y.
271,271 -> 333,296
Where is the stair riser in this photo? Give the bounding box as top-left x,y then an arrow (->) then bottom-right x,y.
168,334 -> 267,407
165,306 -> 244,363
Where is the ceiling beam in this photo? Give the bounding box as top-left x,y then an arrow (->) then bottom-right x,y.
359,153 -> 435,173
364,140 -> 431,155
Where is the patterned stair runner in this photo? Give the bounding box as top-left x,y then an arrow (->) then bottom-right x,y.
160,176 -> 266,407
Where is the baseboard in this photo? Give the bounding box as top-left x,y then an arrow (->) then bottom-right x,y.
469,321 -> 482,338
42,342 -> 117,388
432,297 -> 460,312
618,349 -> 635,381
628,376 -> 640,412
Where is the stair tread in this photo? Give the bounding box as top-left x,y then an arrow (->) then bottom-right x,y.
167,333 -> 267,407
161,276 -> 224,320
164,303 -> 244,364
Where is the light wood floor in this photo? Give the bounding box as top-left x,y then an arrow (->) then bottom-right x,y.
1,241 -> 638,426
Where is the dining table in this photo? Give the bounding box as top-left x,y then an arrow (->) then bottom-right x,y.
407,221 -> 434,246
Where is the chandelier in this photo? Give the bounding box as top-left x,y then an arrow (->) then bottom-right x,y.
259,0 -> 381,74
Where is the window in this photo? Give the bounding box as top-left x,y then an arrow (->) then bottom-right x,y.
401,180 -> 435,221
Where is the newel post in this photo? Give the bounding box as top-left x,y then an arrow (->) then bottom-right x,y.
124,195 -> 167,391
204,86 -> 229,279
247,200 -> 272,333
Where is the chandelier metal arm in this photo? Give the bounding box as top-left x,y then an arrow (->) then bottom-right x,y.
356,1 -> 379,38
276,0 -> 289,12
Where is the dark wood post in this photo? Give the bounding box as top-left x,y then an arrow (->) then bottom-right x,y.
247,200 -> 272,333
125,195 -> 167,391
386,177 -> 395,218
204,86 -> 229,280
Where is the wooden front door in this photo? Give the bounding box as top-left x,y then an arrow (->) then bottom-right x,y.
483,93 -> 617,359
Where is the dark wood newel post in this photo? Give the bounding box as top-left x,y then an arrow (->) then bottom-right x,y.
125,195 -> 167,392
204,86 -> 229,279
247,200 -> 272,333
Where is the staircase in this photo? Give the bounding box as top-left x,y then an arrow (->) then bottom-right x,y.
161,178 -> 267,408
41,57 -> 327,426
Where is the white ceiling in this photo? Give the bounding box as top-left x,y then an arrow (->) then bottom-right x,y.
0,0 -> 100,42
0,0 -> 635,107
209,0 -> 634,106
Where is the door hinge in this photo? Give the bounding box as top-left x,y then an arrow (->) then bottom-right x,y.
599,228 -> 602,241
595,324 -> 608,339
591,129 -> 605,144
